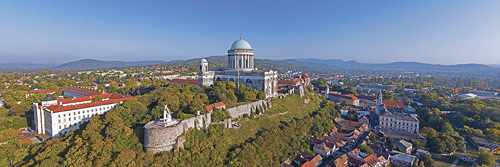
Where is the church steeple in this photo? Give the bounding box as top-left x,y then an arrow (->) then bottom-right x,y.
325,85 -> 329,99
377,90 -> 383,105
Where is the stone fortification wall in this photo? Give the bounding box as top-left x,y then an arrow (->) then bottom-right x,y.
144,113 -> 211,154
143,120 -> 184,154
144,99 -> 272,154
213,118 -> 232,129
226,99 -> 271,119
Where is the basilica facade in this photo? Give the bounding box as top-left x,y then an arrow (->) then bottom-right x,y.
198,37 -> 278,98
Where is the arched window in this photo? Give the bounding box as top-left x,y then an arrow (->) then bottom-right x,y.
229,78 -> 235,82
246,79 -> 252,84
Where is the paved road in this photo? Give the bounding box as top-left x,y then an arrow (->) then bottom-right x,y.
450,156 -> 460,167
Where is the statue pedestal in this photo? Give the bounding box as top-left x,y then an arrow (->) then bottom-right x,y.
163,118 -> 178,127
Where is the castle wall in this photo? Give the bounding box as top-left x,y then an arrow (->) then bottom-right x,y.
145,99 -> 271,154
144,113 -> 211,154
144,121 -> 184,154
226,99 -> 270,119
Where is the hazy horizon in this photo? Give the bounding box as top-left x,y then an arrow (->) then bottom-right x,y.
1,1 -> 499,65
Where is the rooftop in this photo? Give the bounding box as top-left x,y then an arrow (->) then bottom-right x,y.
170,78 -> 199,84
64,86 -> 103,96
230,39 -> 252,50
45,97 -> 133,113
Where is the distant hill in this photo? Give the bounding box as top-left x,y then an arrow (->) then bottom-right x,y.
0,63 -> 60,72
295,58 -> 495,71
50,59 -> 165,71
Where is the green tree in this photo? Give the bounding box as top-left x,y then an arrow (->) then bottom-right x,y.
382,91 -> 394,100
477,148 -> 496,166
92,96 -> 103,102
9,104 -> 25,117
359,144 -> 374,154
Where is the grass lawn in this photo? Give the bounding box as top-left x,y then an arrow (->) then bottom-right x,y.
432,154 -> 470,167
226,93 -> 322,145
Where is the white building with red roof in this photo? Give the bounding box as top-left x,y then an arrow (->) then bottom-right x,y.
33,91 -> 132,138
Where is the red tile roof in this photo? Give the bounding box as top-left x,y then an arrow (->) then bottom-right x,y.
64,86 -> 103,96
381,100 -> 405,108
333,154 -> 348,167
302,73 -> 310,78
45,97 -> 132,113
350,148 -> 360,155
203,102 -> 226,112
57,93 -> 115,104
203,105 -> 214,112
292,78 -> 302,85
213,102 -> 225,108
0,89 -> 13,94
363,154 -> 380,167
331,93 -> 358,100
170,79 -> 199,84
358,95 -> 376,101
309,155 -> 323,167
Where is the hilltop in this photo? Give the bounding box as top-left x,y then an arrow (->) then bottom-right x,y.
49,59 -> 166,71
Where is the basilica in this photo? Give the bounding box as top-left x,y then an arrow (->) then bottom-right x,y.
198,37 -> 278,98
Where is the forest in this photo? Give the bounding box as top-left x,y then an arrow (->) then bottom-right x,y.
0,80 -> 339,166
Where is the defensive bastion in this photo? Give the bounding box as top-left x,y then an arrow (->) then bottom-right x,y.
144,99 -> 271,154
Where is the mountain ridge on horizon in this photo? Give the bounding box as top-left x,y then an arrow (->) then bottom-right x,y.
1,57 -> 498,72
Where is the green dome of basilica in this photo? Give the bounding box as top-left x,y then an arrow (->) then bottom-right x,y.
230,39 -> 252,50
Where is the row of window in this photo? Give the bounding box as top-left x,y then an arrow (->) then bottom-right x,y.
381,122 -> 418,128
383,126 -> 416,133
57,113 -> 102,123
57,106 -> 113,118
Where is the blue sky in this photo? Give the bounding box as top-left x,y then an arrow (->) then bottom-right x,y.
1,0 -> 499,64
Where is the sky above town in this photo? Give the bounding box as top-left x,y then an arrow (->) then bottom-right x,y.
1,0 -> 499,65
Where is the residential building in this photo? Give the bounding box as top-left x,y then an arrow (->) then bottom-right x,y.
326,154 -> 348,167
389,152 -> 417,167
354,83 -> 397,93
33,92 -> 132,138
359,115 -> 370,125
391,140 -> 413,153
313,144 -> 331,157
292,151 -> 323,167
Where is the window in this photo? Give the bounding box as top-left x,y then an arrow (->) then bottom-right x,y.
58,120 -> 61,123
59,126 -> 61,129
69,113 -> 71,116
69,118 -> 71,121
58,115 -> 60,118
63,114 -> 66,117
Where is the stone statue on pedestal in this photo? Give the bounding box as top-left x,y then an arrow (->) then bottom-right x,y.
163,104 -> 175,127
